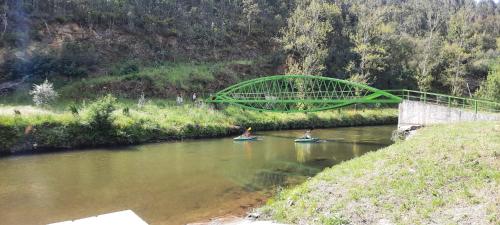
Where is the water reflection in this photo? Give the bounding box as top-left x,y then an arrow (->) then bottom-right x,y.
232,141 -> 254,160
294,143 -> 312,163
352,142 -> 361,157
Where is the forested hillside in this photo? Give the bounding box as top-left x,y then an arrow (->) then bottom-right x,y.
0,0 -> 499,99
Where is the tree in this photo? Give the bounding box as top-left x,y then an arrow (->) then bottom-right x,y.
441,9 -> 474,96
242,0 -> 261,36
279,0 -> 340,75
411,0 -> 450,91
1,0 -> 499,99
347,4 -> 392,85
0,3 -> 7,39
476,58 -> 500,102
440,43 -> 469,96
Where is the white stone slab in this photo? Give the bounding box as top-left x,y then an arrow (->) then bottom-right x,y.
47,210 -> 148,225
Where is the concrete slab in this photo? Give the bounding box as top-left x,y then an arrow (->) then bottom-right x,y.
47,210 -> 148,225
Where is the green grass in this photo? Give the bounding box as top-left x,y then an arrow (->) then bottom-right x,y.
58,60 -> 256,99
0,98 -> 397,153
258,122 -> 500,225
134,60 -> 253,82
0,59 -> 257,103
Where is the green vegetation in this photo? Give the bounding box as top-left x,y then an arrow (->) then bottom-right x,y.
0,60 -> 260,103
259,122 -> 500,225
0,2 -> 498,223
477,58 -> 500,102
279,0 -> 341,75
277,0 -> 500,95
0,96 -> 397,153
1,0 -> 499,99
58,61 -> 252,99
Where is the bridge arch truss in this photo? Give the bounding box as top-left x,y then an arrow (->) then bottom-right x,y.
206,75 -> 402,112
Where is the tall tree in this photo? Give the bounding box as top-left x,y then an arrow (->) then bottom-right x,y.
441,9 -> 474,96
279,0 -> 340,75
242,0 -> 261,36
411,0 -> 450,91
348,4 -> 390,85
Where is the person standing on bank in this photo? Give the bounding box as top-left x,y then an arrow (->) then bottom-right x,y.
192,92 -> 197,102
176,93 -> 183,105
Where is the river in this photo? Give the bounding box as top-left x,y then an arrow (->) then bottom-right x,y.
0,125 -> 394,225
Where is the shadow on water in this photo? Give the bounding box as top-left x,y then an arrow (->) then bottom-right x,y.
224,159 -> 323,192
1,144 -> 143,158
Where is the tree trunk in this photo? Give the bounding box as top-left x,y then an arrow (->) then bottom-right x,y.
1,13 -> 6,38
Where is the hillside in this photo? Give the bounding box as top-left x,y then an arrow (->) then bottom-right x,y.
0,0 -> 499,102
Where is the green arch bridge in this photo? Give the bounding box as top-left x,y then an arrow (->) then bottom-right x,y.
206,75 -> 500,113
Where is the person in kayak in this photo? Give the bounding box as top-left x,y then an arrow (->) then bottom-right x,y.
303,130 -> 312,139
242,127 -> 252,137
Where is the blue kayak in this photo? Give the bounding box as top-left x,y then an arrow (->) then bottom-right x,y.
233,136 -> 258,141
294,137 -> 320,143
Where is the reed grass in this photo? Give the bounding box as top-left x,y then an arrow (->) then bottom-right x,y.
0,99 -> 397,153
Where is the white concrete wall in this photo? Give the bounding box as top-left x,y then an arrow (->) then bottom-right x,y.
398,100 -> 500,128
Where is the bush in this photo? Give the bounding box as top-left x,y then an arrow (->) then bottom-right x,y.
58,42 -> 98,77
121,62 -> 140,75
0,125 -> 22,152
85,95 -> 117,142
29,79 -> 59,106
69,104 -> 79,115
1,32 -> 29,48
110,61 -> 140,76
29,53 -> 59,78
476,59 -> 500,103
1,43 -> 97,81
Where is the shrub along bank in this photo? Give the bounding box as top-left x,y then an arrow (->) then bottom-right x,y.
0,95 -> 397,154
258,122 -> 500,225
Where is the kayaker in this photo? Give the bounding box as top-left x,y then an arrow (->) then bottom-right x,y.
243,127 -> 252,137
303,130 -> 312,139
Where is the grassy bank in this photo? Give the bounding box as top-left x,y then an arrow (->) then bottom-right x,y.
0,97 -> 397,154
259,122 -> 500,225
0,59 -> 267,104
58,60 -> 259,99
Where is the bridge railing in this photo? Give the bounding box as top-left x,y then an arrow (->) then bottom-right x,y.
386,89 -> 500,113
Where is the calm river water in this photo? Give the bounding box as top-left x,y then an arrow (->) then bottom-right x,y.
0,126 -> 394,225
